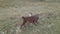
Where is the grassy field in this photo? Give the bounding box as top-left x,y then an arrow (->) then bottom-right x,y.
0,0 -> 60,34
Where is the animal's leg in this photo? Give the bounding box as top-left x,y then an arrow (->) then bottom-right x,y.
35,21 -> 41,25
21,21 -> 26,29
34,19 -> 39,23
33,20 -> 38,26
33,20 -> 36,24
32,22 -> 37,26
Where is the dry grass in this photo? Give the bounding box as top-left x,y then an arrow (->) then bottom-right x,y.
0,0 -> 60,34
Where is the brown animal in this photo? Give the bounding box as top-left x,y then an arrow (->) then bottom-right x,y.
21,14 -> 40,28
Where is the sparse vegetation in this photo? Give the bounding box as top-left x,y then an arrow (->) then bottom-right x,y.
0,0 -> 60,34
